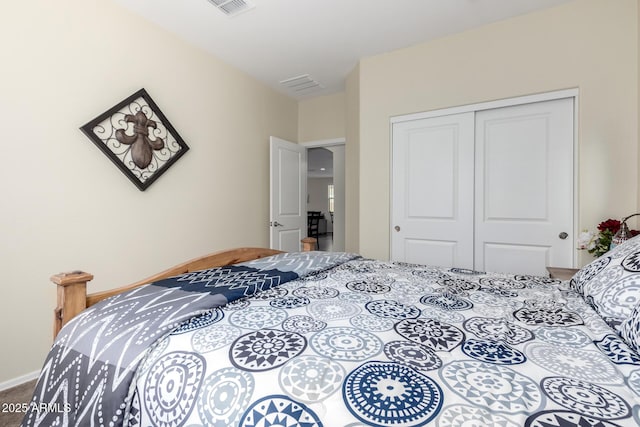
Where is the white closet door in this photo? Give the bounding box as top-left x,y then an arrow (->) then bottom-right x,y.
391,113 -> 475,268
474,98 -> 574,275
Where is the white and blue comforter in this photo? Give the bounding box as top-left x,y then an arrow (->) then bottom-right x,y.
24,252 -> 640,426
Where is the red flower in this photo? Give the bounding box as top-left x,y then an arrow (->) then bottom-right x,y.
597,219 -> 621,234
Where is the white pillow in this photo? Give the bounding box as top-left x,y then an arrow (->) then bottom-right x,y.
570,234 -> 640,332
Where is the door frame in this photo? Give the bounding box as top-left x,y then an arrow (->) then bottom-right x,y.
390,88 -> 580,266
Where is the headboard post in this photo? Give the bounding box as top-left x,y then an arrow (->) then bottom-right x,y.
51,242 -> 315,339
51,271 -> 94,339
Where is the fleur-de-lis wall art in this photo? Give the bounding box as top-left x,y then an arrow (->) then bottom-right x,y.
80,88 -> 189,191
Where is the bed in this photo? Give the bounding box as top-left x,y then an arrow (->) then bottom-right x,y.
22,237 -> 640,426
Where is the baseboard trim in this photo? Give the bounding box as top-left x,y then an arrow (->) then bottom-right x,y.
0,371 -> 39,392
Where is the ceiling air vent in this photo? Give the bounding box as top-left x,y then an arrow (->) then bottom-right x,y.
207,0 -> 255,17
279,74 -> 324,95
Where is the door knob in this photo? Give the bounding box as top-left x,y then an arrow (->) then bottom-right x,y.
558,232 -> 568,240
271,221 -> 284,227
394,225 -> 401,232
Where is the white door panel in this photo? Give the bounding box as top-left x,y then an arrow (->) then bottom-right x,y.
482,117 -> 548,220
279,148 -> 303,215
270,137 -> 306,252
482,243 -> 551,276
277,229 -> 304,253
391,113 -> 475,268
404,239 -> 459,267
475,98 -> 574,275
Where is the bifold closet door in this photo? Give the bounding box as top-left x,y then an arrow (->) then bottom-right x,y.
474,98 -> 574,276
391,97 -> 574,274
391,112 -> 475,268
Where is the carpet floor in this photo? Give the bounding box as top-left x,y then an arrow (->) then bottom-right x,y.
0,380 -> 36,427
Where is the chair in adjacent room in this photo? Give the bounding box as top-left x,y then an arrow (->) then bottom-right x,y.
307,212 -> 321,250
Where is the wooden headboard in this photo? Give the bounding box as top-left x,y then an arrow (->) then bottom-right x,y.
51,238 -> 317,338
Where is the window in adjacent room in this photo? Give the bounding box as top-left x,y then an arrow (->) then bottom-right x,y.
328,184 -> 334,213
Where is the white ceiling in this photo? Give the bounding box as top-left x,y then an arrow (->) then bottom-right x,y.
112,0 -> 572,100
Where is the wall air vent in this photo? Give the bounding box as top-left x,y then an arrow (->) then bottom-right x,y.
279,74 -> 324,96
207,0 -> 255,17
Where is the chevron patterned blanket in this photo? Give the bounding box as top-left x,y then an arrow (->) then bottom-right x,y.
22,251 -> 358,427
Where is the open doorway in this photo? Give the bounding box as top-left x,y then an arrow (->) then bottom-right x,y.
307,148 -> 334,251
303,139 -> 345,252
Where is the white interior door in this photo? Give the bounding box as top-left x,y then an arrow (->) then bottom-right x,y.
474,98 -> 574,276
391,113 -> 475,268
269,137 -> 307,252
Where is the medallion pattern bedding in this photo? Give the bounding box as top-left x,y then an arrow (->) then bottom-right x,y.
23,246 -> 640,426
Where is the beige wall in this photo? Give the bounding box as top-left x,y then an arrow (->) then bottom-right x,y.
298,93 -> 346,142
345,65 -> 361,253
0,0 -> 297,384
357,0 -> 638,261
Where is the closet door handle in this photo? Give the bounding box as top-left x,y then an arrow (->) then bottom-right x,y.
394,226 -> 401,232
558,232 -> 568,240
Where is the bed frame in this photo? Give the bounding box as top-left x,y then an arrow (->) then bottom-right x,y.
51,238 -> 317,338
